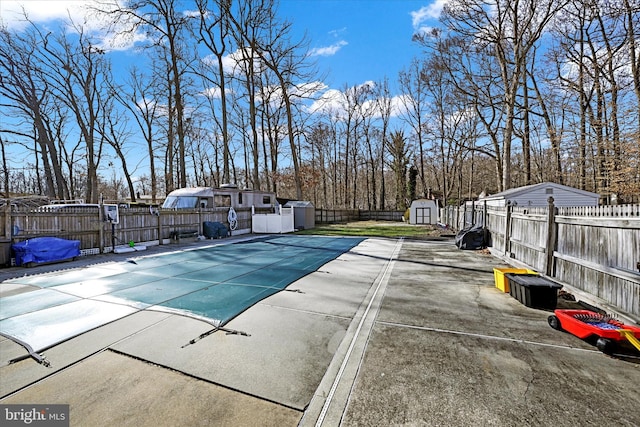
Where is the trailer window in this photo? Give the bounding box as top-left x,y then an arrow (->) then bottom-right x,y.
162,196 -> 198,209
214,194 -> 231,207
263,196 -> 271,204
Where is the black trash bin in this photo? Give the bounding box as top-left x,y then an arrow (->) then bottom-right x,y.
505,273 -> 562,309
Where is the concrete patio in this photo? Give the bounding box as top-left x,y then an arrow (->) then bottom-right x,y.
1,236 -> 638,426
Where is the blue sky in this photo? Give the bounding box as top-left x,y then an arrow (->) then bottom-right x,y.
280,0 -> 437,88
1,0 -> 443,95
1,0 -> 445,184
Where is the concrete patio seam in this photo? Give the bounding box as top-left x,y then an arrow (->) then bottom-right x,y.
305,238 -> 403,427
376,320 -> 601,353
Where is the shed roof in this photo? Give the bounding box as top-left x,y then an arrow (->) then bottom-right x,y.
481,182 -> 599,201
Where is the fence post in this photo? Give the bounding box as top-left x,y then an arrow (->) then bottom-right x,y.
3,202 -> 11,240
545,197 -> 557,276
483,201 -> 488,229
98,201 -> 105,254
504,202 -> 512,256
471,200 -> 476,226
462,203 -> 467,229
451,205 -> 454,227
158,209 -> 163,245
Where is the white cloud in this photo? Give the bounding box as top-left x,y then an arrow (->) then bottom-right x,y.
307,84 -> 407,120
390,94 -> 411,117
307,88 -> 345,115
1,1 -> 98,30
219,47 -> 267,76
410,0 -> 447,28
98,27 -> 148,51
203,87 -> 223,99
328,27 -> 347,38
294,81 -> 328,99
222,51 -> 242,73
1,0 -> 149,51
309,40 -> 348,57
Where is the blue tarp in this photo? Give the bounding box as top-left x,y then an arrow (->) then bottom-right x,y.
12,237 -> 81,266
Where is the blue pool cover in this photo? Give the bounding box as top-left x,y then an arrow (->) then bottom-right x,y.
0,235 -> 363,354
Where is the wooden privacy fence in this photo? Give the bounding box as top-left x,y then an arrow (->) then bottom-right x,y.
0,206 -> 258,262
0,206 -> 405,266
315,209 -> 404,223
441,201 -> 640,320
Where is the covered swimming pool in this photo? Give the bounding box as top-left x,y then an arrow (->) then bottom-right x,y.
0,235 -> 363,360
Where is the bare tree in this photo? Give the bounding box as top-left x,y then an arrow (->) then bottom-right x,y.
99,0 -> 195,191
227,0 -> 319,199
440,0 -> 566,190
37,25 -> 116,203
421,50 -> 471,204
195,0 -> 233,184
399,59 -> 430,194
229,0 -> 263,189
0,26 -> 69,199
305,122 -> 332,207
0,135 -> 10,196
111,67 -> 161,202
526,46 -> 566,185
623,0 -> 640,128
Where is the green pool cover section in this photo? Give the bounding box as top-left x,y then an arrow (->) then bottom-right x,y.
0,235 -> 363,353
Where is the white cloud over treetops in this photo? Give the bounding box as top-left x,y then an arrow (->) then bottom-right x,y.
309,40 -> 348,57
307,84 -> 407,119
1,0 -> 148,51
411,0 -> 447,26
1,0 -> 95,30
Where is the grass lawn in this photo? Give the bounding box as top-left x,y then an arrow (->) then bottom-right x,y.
294,221 -> 454,239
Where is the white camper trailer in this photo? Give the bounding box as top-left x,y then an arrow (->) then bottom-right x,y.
162,184 -> 276,210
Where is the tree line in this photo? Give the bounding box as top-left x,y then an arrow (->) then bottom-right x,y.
1,0 -> 638,209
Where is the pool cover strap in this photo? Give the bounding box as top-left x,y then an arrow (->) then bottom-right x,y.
181,326 -> 250,348
0,331 -> 49,366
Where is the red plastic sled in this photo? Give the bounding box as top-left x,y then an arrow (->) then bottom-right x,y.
548,309 -> 640,354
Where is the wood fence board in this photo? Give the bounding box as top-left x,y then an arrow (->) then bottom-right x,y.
442,203 -> 640,319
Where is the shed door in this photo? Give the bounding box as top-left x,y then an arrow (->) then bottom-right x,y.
415,207 -> 431,224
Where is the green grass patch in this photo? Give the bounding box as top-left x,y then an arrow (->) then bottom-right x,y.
295,221 -> 447,239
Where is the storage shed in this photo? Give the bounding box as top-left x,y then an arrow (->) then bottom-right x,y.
284,200 -> 315,230
409,199 -> 438,225
480,182 -> 599,207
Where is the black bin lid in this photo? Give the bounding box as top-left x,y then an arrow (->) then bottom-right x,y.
505,273 -> 563,289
